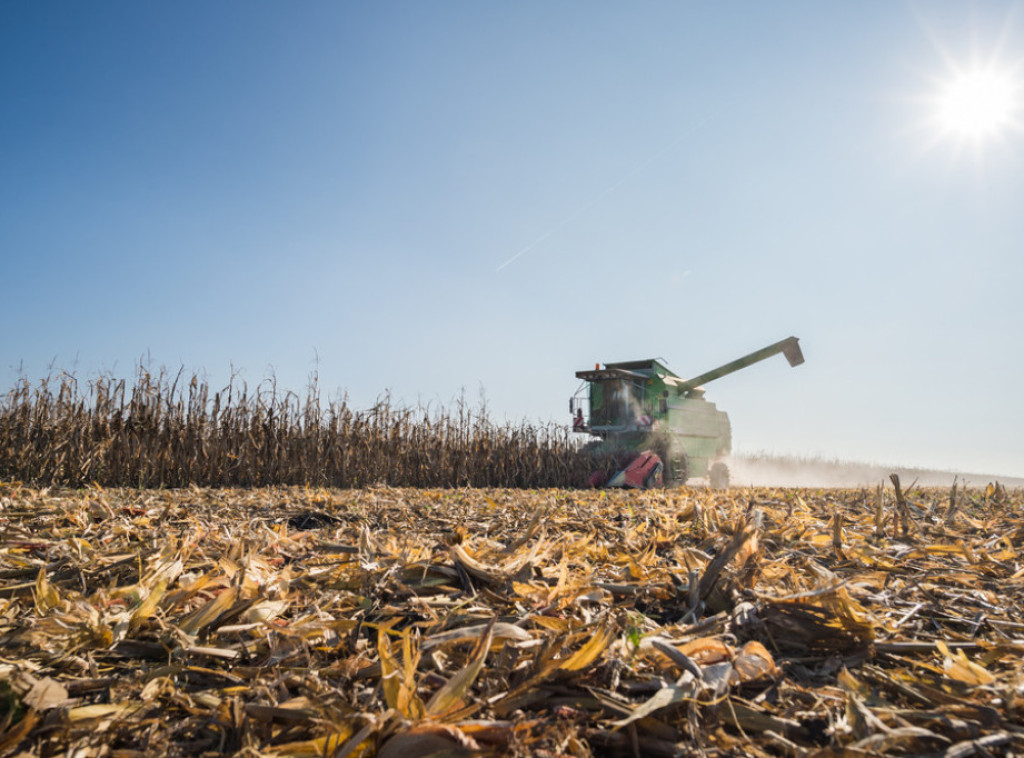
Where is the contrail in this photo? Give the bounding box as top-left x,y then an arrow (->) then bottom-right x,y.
496,114 -> 713,273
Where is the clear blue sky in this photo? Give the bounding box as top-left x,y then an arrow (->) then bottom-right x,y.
3,2 -> 1023,477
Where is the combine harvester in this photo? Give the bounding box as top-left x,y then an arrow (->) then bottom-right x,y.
571,337 -> 804,489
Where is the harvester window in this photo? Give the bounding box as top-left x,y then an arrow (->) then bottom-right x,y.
590,378 -> 645,427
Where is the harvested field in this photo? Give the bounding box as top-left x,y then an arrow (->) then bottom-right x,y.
1,481 -> 1023,757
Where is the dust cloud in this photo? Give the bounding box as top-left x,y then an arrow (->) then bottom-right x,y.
726,453 -> 1024,489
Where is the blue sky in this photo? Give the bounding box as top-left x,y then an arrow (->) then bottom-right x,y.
3,2 -> 1024,477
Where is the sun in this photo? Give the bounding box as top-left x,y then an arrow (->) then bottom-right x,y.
935,67 -> 1020,140
907,10 -> 1024,161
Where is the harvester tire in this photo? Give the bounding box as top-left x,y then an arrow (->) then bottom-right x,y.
649,436 -> 686,486
709,461 -> 730,490
670,451 -> 688,487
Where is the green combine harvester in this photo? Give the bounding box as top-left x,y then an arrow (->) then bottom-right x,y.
570,336 -> 804,489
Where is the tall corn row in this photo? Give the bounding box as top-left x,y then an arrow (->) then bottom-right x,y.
0,369 -> 596,489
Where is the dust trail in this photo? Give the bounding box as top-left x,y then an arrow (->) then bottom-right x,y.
727,453 -> 1024,489
496,114 -> 714,272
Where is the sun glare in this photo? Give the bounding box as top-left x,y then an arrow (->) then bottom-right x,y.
936,68 -> 1019,139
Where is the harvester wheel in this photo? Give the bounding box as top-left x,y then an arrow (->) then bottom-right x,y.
663,449 -> 687,487
709,461 -> 730,490
648,437 -> 686,486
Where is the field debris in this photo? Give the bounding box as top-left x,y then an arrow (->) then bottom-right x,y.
1,482 -> 1023,756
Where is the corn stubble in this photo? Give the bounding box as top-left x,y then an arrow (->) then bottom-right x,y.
0,369 -> 596,488
1,483 -> 1022,756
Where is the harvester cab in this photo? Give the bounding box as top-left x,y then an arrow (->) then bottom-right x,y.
571,336 -> 804,489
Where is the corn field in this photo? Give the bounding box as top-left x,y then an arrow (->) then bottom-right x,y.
0,369 -> 594,489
